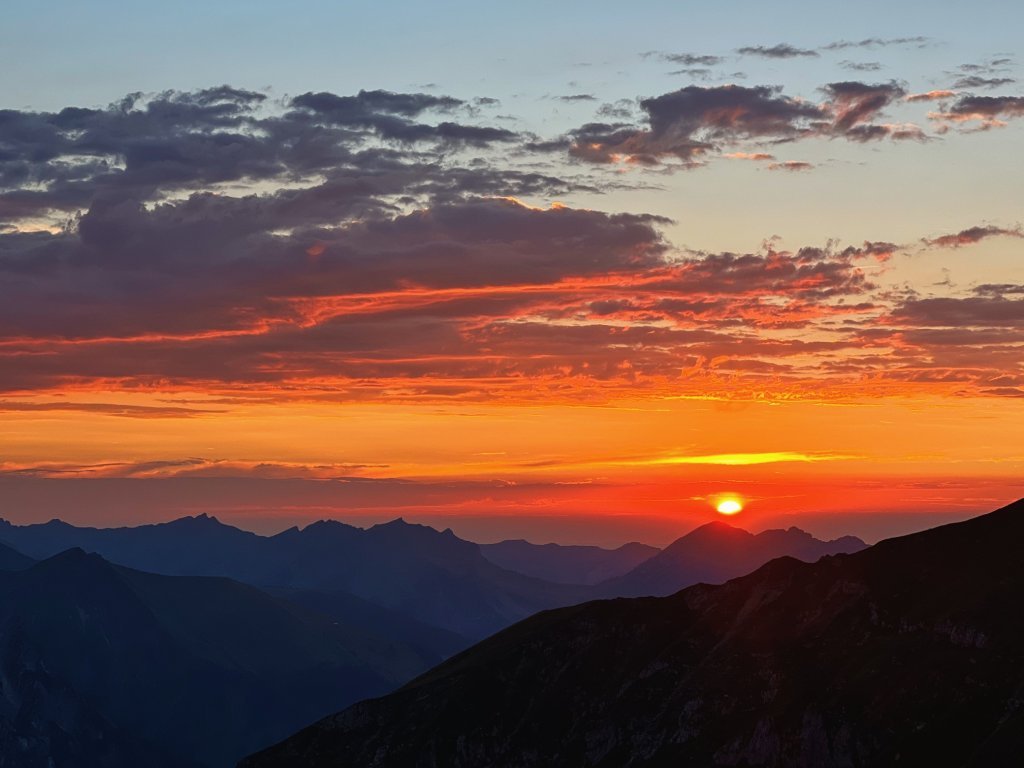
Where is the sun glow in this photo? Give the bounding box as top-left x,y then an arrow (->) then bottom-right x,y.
716,498 -> 744,515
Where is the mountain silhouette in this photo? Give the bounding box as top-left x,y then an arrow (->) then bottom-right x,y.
0,548 -> 453,767
480,539 -> 658,585
0,515 -> 589,641
241,498 -> 1024,768
599,520 -> 866,597
0,539 -> 34,571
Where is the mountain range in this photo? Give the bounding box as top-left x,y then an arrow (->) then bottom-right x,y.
240,498 -> 1024,767
0,513 -> 867,766
479,539 -> 658,584
0,515 -> 863,640
0,549 -> 441,767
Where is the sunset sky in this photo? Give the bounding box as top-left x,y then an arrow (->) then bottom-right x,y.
1,0 -> 1022,545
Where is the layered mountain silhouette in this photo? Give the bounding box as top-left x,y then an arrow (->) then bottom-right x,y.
0,538 -> 34,571
0,546 -> 451,768
480,539 -> 658,585
0,515 -> 589,642
242,498 -> 1024,768
598,521 -> 866,597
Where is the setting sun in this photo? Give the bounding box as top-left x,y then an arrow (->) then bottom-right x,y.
716,498 -> 744,516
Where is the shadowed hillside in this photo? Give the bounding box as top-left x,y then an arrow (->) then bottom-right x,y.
241,499 -> 1024,768
0,550 -> 452,768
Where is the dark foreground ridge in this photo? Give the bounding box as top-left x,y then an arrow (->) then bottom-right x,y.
242,498 -> 1024,768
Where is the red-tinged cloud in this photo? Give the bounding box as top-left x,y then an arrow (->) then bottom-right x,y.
930,95 -> 1024,129
724,152 -> 776,161
9,179 -> 1020,402
767,161 -> 813,171
906,90 -> 957,102
1,86 -> 1020,403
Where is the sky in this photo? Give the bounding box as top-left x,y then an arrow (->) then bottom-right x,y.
1,1 -> 1022,546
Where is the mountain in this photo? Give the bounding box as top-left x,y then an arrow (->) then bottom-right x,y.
599,520 -> 866,597
0,516 -> 589,641
263,587 -> 467,662
0,539 -> 34,570
241,498 -> 1024,768
480,539 -> 658,585
0,549 -> 452,768
0,514 -> 267,579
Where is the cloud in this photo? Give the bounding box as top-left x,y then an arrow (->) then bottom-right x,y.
0,400 -> 224,418
767,160 -> 813,171
888,295 -> 1024,328
930,95 -> 1024,129
906,90 -> 956,102
551,79 -> 923,166
562,85 -> 826,164
0,86 -> 1018,403
724,152 -> 775,161
839,61 -> 883,72
737,44 -> 819,59
820,81 -> 908,140
951,76 -> 1016,90
669,68 -> 712,79
821,37 -> 929,51
0,87 -> 524,221
660,53 -> 725,66
922,225 -> 1023,248
558,94 -> 598,102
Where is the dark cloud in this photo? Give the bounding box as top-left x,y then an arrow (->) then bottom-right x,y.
0,166 -> 899,397
951,76 -> 1016,90
737,44 -> 819,59
558,94 -> 598,102
932,95 -> 1024,128
563,85 -> 825,164
820,81 -> 911,140
669,68 -> 712,79
975,284 -> 1024,296
0,87 -> 522,221
888,295 -> 1024,328
821,37 -> 929,51
549,79 -> 923,166
287,90 -> 518,145
661,53 -> 725,66
0,85 -> 1017,401
956,58 -> 1015,75
922,225 -> 1022,248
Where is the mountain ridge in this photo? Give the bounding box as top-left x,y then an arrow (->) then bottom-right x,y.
239,498 -> 1024,768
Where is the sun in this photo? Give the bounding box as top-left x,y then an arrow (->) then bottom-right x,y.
716,498 -> 743,516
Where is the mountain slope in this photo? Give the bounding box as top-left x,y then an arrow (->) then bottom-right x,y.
480,539 -> 658,585
0,550 -> 451,768
599,520 -> 866,597
241,499 -> 1024,768
0,539 -> 34,571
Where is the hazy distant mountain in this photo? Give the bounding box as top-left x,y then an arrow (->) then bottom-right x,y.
241,498 -> 1024,768
0,516 -> 589,641
480,539 -> 658,585
599,520 -> 866,597
0,514 -> 267,579
0,549 -> 449,768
